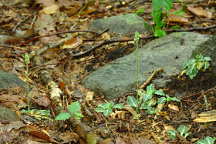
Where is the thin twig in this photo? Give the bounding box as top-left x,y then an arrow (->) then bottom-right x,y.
70,35 -> 153,57
139,68 -> 164,89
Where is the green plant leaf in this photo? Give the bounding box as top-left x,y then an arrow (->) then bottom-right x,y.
74,112 -> 84,120
171,9 -> 185,16
167,130 -> 177,140
146,106 -> 156,114
157,97 -> 167,104
136,8 -> 145,15
127,96 -> 138,107
55,112 -> 71,120
68,101 -> 82,114
182,54 -> 211,79
196,136 -> 216,144
155,89 -> 166,96
113,104 -> 124,109
177,125 -> 190,138
152,0 -> 172,11
22,53 -> 30,65
140,98 -> 157,110
166,96 -> 181,102
134,31 -> 141,43
95,102 -> 115,116
154,29 -> 166,37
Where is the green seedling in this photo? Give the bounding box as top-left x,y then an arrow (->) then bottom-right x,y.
151,0 -> 173,37
55,101 -> 83,120
167,125 -> 190,140
177,125 -> 191,138
196,136 -> 216,144
181,54 -> 211,79
127,84 -> 179,114
95,102 -> 124,117
167,129 -> 177,140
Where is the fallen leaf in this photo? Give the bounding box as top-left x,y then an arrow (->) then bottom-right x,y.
59,131 -> 79,143
187,6 -> 212,18
167,14 -> 189,24
193,110 -> 216,122
85,91 -> 94,101
168,104 -> 179,111
41,4 -> 59,14
62,37 -> 83,49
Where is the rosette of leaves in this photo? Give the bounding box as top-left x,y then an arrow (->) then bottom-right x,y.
95,102 -> 124,117
182,54 -> 211,79
127,84 -> 180,114
55,101 -> 83,120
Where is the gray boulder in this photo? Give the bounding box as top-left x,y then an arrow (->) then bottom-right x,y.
0,106 -> 20,121
0,70 -> 28,90
89,13 -> 148,35
83,32 -> 215,99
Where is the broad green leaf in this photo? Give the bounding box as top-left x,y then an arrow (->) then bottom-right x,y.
74,112 -> 84,120
127,96 -> 138,107
166,96 -> 180,102
95,106 -> 106,112
68,101 -> 81,114
155,89 -> 166,96
55,112 -> 71,120
146,106 -> 156,114
146,84 -> 155,94
177,125 -> 190,138
167,130 -> 177,140
103,109 -> 113,116
113,104 -> 124,109
154,29 -> 166,37
95,102 -> 116,116
152,0 -> 172,11
157,97 -> 167,104
140,99 -> 156,110
136,8 -> 145,15
143,93 -> 153,102
171,9 -> 185,16
196,136 -> 216,144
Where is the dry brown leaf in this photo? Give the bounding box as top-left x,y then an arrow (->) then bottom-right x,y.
193,110 -> 216,122
41,4 -> 59,14
168,104 -> 179,111
110,111 -> 126,119
163,124 -> 175,131
62,37 -> 83,49
33,96 -> 51,107
36,0 -> 56,7
58,131 -> 79,143
85,91 -> 94,101
167,14 -> 189,24
187,6 -> 212,18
